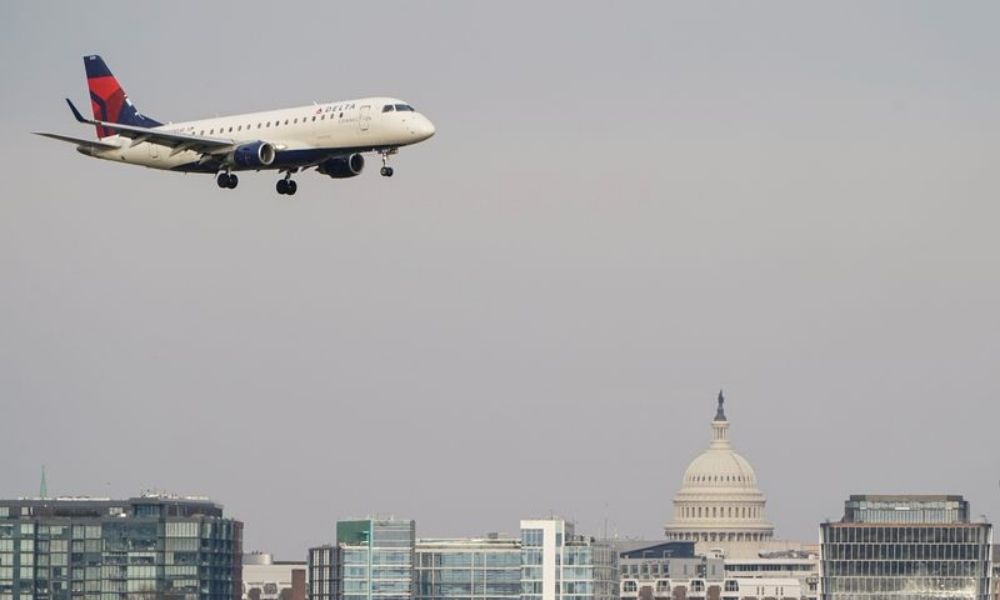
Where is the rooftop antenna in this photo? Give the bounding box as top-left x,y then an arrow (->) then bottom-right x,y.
39,465 -> 48,499
603,502 -> 609,540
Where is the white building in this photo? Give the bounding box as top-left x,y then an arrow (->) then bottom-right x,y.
664,392 -> 775,554
520,519 -> 618,600
242,552 -> 306,600
660,392 -> 819,599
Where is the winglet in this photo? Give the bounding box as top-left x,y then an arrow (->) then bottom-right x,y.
66,98 -> 88,123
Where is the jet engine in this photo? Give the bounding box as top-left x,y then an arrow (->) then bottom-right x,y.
317,153 -> 365,178
230,141 -> 276,168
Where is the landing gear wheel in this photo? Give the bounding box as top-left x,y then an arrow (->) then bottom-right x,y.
276,179 -> 289,195
286,180 -> 297,195
217,173 -> 237,189
380,166 -> 394,177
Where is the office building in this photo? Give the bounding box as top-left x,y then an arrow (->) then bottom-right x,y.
308,518 -> 415,600
520,519 -> 617,600
820,495 -> 993,599
0,494 -> 242,600
415,536 -> 520,600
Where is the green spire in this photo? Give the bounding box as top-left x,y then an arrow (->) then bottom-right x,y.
39,465 -> 47,498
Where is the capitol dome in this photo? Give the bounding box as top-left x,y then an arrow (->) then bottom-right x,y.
664,392 -> 774,546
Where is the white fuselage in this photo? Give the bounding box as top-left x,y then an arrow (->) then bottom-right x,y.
84,96 -> 435,171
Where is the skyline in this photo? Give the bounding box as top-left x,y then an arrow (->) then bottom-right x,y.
4,390 -> 997,556
2,1 -> 999,560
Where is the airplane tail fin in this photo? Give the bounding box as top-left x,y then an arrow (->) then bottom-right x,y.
84,55 -> 162,138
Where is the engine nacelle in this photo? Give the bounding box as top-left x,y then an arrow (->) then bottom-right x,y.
230,141 -> 276,168
317,153 -> 365,178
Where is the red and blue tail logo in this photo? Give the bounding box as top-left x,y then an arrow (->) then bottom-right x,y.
84,55 -> 161,138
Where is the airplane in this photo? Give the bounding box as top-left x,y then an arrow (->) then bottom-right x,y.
35,55 -> 436,195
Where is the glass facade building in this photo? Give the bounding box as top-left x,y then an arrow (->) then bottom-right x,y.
415,537 -> 520,600
520,520 -> 616,600
0,496 -> 242,600
308,519 -> 415,600
820,495 -> 993,600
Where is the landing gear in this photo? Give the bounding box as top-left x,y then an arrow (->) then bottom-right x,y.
379,149 -> 396,177
216,172 -> 238,189
276,173 -> 297,196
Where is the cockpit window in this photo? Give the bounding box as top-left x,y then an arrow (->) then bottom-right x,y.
382,105 -> 394,113
394,104 -> 415,112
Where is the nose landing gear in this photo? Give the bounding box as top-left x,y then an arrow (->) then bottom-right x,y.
216,171 -> 238,189
379,149 -> 396,177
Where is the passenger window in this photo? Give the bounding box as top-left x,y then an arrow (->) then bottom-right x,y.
266,122 -> 270,127
339,112 -> 343,118
199,130 -> 204,136
257,123 -> 261,128
284,119 -> 289,125
210,129 -> 214,134
321,115 -> 325,120
294,118 -> 298,124
237,125 -> 242,131
228,127 -> 233,132
312,116 -> 316,122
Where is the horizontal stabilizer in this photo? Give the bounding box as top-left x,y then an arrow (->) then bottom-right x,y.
34,131 -> 120,151
64,97 -> 235,155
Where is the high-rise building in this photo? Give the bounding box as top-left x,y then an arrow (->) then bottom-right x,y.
307,519 -> 415,600
0,495 -> 243,600
519,519 -> 616,600
414,536 -> 520,600
819,495 -> 993,600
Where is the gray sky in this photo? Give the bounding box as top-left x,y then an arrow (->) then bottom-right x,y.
1,1 -> 999,558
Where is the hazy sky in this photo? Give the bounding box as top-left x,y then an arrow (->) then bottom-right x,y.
1,1 -> 999,559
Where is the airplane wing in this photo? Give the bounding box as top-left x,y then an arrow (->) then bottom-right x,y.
33,132 -> 121,151
65,98 -> 236,156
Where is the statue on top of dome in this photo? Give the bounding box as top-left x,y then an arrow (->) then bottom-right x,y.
715,390 -> 727,421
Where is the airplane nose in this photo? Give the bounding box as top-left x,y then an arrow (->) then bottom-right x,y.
412,116 -> 435,141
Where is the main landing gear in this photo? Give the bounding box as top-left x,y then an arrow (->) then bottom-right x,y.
216,171 -> 238,189
379,150 -> 395,177
276,172 -> 298,196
